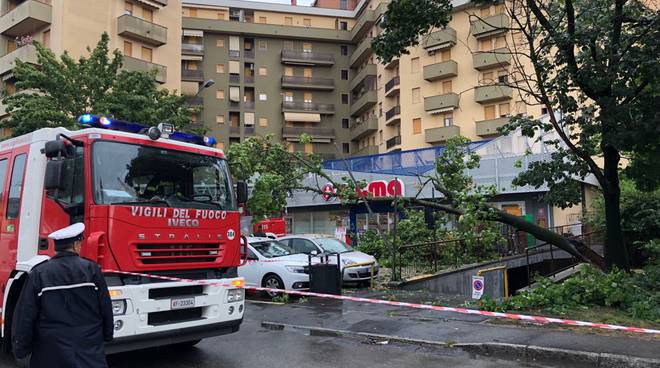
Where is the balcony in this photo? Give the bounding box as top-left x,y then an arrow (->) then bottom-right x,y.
384,58 -> 399,70
423,60 -> 458,82
244,101 -> 255,110
244,126 -> 255,135
244,50 -> 255,59
349,64 -> 376,91
181,68 -> 204,82
425,125 -> 460,144
282,101 -> 335,114
471,14 -> 509,39
0,0 -> 51,37
476,117 -> 509,137
423,28 -> 456,52
181,43 -> 204,55
350,117 -> 378,141
117,14 -> 168,47
354,145 -> 379,156
282,126 -> 336,142
229,50 -> 240,59
473,48 -> 511,70
474,84 -> 512,104
424,93 -> 459,114
349,90 -> 377,117
384,76 -> 400,97
281,76 -> 334,91
244,75 -> 254,84
229,74 -> 240,84
386,135 -> 401,149
385,105 -> 401,126
123,56 -> 167,83
0,44 -> 38,76
350,37 -> 373,68
185,95 -> 203,106
229,126 -> 240,136
351,2 -> 387,42
281,50 -> 335,66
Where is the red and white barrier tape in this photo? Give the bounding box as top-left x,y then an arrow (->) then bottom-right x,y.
103,269 -> 660,335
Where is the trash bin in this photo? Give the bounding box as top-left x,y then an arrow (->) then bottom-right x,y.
309,253 -> 342,295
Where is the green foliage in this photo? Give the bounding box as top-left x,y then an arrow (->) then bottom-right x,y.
271,293 -> 290,303
1,33 -> 193,136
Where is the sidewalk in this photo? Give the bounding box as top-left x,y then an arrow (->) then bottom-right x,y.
246,289 -> 660,367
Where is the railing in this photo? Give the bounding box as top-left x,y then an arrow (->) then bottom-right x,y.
244,75 -> 254,84
2,0 -> 52,16
385,105 -> 401,121
181,43 -> 204,54
229,126 -> 240,135
181,68 -> 203,80
281,49 -> 335,63
229,74 -> 240,83
185,95 -> 203,105
282,126 -> 335,138
282,101 -> 335,113
229,50 -> 240,58
281,75 -> 334,87
244,50 -> 255,59
244,101 -> 255,110
244,126 -> 255,135
385,76 -> 400,93
385,135 -> 401,149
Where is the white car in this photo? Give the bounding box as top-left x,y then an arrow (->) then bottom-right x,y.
238,237 -> 310,296
278,234 -> 379,283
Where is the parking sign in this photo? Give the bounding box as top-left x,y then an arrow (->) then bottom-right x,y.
472,276 -> 485,299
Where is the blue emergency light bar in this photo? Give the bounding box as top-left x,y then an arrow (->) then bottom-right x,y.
77,114 -> 217,147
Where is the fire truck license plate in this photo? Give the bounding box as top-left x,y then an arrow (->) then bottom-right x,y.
171,297 -> 196,310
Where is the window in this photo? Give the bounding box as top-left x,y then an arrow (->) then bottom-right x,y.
258,40 -> 267,51
216,115 -> 225,124
189,8 -> 197,17
442,80 -> 453,93
258,67 -> 267,76
303,68 -> 313,78
0,159 -> 7,204
303,92 -> 313,103
244,112 -> 255,126
304,144 -> 313,153
339,21 -> 348,30
259,93 -> 267,101
482,71 -> 493,83
216,90 -> 225,99
258,16 -> 267,23
484,105 -> 496,120
123,41 -> 132,57
284,66 -> 293,76
341,94 -> 349,104
228,60 -> 240,74
340,45 -> 348,56
303,18 -> 311,27
340,69 -> 349,80
541,107 -> 549,115
259,117 -> 268,127
494,3 -> 505,14
286,238 -> 319,254
124,1 -> 133,15
7,154 -> 26,219
284,17 -> 293,26
43,29 -> 50,47
342,143 -> 350,153
216,63 -> 225,73
229,36 -> 240,51
217,38 -> 225,48
495,36 -> 506,49
497,69 -> 508,83
142,7 -> 153,22
141,46 -> 152,62
379,130 -> 383,144
412,88 -> 421,103
411,57 -> 420,73
283,40 -> 294,50
480,39 -> 493,51
378,102 -> 382,117
442,112 -> 453,126
283,91 -> 293,102
217,10 -> 226,20
342,118 -> 349,129
480,7 -> 491,17
303,43 -> 312,52
499,102 -> 510,117
412,118 -> 422,135
440,49 -> 451,61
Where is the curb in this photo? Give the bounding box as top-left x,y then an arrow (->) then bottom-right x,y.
261,321 -> 660,368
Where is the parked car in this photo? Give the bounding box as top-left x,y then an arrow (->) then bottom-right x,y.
278,234 -> 379,283
238,237 -> 310,296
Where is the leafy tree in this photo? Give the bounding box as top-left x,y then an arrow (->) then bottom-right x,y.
1,32 -> 192,136
373,0 -> 660,269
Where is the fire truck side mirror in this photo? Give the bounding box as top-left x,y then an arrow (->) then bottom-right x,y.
236,181 -> 248,204
43,140 -> 73,158
44,160 -> 66,190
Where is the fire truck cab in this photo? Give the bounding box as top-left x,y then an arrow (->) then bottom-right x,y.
0,115 -> 247,354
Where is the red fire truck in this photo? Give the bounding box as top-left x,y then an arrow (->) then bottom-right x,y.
0,115 -> 248,354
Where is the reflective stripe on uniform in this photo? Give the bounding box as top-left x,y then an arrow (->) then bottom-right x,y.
37,282 -> 98,297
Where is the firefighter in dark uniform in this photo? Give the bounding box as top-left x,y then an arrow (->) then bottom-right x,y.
12,223 -> 114,368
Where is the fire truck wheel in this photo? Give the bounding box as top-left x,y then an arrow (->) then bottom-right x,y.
262,274 -> 284,298
172,339 -> 202,349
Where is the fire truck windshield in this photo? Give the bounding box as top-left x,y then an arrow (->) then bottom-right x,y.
92,141 -> 236,210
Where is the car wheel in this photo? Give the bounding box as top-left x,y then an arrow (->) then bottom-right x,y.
262,274 -> 285,298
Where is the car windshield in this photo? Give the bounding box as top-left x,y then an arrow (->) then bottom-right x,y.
252,240 -> 295,258
315,237 -> 351,253
92,141 -> 236,210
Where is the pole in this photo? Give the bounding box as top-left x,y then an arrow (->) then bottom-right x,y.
391,177 -> 398,282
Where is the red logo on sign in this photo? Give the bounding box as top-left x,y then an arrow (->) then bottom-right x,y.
322,179 -> 404,202
321,183 -> 336,201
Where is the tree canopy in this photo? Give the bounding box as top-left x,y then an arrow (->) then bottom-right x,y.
1,32 -> 193,137
373,0 -> 660,269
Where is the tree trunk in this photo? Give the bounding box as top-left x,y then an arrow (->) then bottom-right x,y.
602,144 -> 629,270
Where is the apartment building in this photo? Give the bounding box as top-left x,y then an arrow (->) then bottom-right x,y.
181,0 -> 540,156
0,0 -> 182,133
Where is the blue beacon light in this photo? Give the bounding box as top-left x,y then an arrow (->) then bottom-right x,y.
203,136 -> 217,146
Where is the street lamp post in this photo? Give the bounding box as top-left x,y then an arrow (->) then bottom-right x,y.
195,79 -> 215,97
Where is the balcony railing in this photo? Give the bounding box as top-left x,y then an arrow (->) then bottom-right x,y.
282,126 -> 336,140
476,117 -> 509,137
0,0 -> 51,37
474,84 -> 512,103
473,48 -> 511,71
244,75 -> 254,84
244,126 -> 255,135
423,60 -> 458,82
181,43 -> 204,54
281,76 -> 334,90
229,126 -> 240,135
244,101 -> 255,110
425,125 -> 460,144
471,14 -> 509,39
385,105 -> 401,121
282,101 -> 335,114
244,50 -> 255,59
423,28 -> 456,52
0,44 -> 38,76
123,56 -> 167,83
229,50 -> 240,59
281,49 -> 335,66
181,68 -> 204,81
229,74 -> 240,83
350,37 -> 373,68
385,76 -> 400,96
424,93 -> 460,113
185,95 -> 203,106
350,117 -> 378,141
117,14 -> 168,47
386,136 -> 401,149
